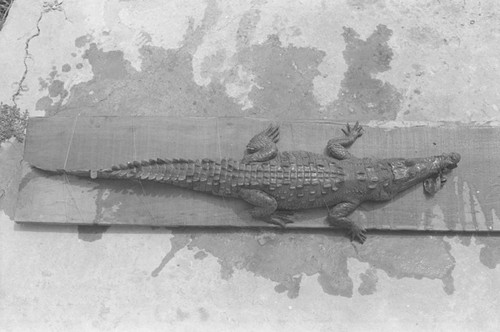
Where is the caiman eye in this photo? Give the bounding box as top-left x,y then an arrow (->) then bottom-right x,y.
247,146 -> 257,153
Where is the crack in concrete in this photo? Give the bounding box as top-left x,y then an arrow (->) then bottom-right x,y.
11,11 -> 43,107
11,1 -> 68,107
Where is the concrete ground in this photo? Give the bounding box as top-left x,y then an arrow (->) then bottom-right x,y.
1,0 -> 500,331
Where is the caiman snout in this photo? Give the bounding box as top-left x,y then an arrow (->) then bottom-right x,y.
389,151 -> 461,195
442,152 -> 461,171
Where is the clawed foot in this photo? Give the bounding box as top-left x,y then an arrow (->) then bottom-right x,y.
423,173 -> 445,195
266,213 -> 295,228
274,210 -> 295,217
347,224 -> 367,244
246,124 -> 280,153
342,121 -> 364,141
243,124 -> 280,163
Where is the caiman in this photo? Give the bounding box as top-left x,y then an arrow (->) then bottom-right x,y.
41,122 -> 461,243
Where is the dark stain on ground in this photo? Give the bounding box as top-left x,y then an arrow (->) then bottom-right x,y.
238,34 -> 325,118
37,0 -> 243,117
194,250 -> 208,260
476,236 -> 500,269
35,4 -> 399,122
35,96 -> 53,111
358,267 -> 378,295
48,80 -> 66,98
77,225 -> 110,242
75,34 -> 92,48
274,275 -> 302,299
38,78 -> 49,90
35,70 -> 69,113
357,236 -> 455,295
151,234 -> 191,277
83,43 -> 130,80
152,230 -> 456,298
329,24 -> 402,120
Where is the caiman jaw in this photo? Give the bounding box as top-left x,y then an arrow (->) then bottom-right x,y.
390,152 -> 461,195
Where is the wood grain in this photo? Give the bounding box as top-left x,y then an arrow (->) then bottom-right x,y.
15,116 -> 500,231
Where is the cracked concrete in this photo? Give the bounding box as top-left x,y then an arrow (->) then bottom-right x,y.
1,0 -> 500,330
11,1 -> 66,107
10,10 -> 43,107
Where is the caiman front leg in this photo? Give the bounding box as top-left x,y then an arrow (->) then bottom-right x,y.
327,201 -> 367,244
326,122 -> 364,160
242,124 -> 280,163
239,189 -> 293,227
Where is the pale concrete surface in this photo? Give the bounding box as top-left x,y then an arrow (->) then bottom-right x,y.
1,0 -> 500,331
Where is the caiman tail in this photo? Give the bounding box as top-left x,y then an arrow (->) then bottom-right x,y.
388,152 -> 461,195
49,158 -> 243,196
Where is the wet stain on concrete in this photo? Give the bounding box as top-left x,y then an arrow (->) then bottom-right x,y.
37,22 -> 402,122
35,96 -> 53,111
77,225 -> 110,242
151,234 -> 191,277
358,267 -> 378,295
48,80 -> 66,98
329,24 -> 402,120
274,275 -> 302,299
75,34 -> 92,48
156,230 -> 456,298
36,0 -> 243,117
38,77 -> 49,90
83,43 -> 130,81
153,230 -> 352,298
238,34 -> 325,118
35,70 -> 69,114
194,250 -> 208,260
357,236 -> 456,295
40,44 -> 241,117
36,1 -> 401,123
476,236 -> 500,269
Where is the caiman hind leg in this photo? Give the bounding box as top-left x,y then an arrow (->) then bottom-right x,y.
242,124 -> 280,163
326,122 -> 364,160
327,201 -> 367,244
239,188 -> 293,227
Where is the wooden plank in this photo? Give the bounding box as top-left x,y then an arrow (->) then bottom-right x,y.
15,116 -> 500,231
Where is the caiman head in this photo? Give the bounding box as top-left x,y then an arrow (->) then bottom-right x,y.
389,152 -> 461,195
